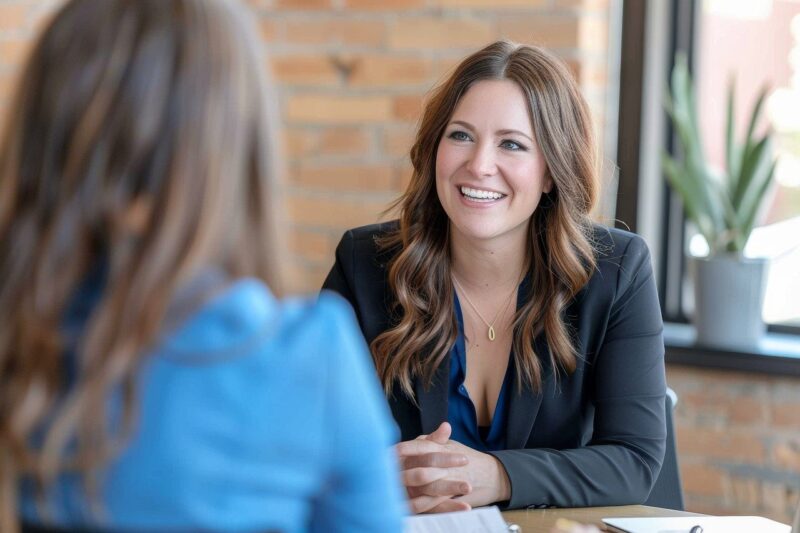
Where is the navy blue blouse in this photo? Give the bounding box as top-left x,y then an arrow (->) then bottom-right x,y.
447,293 -> 514,452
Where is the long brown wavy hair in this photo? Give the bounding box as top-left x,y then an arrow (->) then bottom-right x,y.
0,0 -> 281,528
372,41 -> 598,399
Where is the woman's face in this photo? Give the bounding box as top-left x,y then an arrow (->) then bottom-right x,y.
435,79 -> 552,248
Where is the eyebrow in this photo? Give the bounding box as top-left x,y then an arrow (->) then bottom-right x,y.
449,120 -> 534,143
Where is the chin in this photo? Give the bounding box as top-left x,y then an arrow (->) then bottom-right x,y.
452,221 -> 502,242
451,215 -> 532,245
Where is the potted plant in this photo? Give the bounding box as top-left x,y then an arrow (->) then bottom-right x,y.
662,55 -> 778,349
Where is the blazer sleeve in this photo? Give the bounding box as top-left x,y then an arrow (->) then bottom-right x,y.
490,236 -> 667,509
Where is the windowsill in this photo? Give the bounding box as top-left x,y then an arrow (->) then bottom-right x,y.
664,322 -> 800,377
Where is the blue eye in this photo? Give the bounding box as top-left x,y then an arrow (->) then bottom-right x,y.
448,130 -> 471,142
500,139 -> 527,151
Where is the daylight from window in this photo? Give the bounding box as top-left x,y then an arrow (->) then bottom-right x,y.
691,0 -> 800,327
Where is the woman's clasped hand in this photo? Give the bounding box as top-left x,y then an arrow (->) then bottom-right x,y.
397,422 -> 511,513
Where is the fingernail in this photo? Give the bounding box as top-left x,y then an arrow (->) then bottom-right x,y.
460,483 -> 470,493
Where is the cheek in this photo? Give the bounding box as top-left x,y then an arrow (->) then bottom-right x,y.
434,146 -> 449,201
507,161 -> 540,187
435,143 -> 459,182
506,161 -> 551,202
434,148 -> 444,184
526,161 -> 550,192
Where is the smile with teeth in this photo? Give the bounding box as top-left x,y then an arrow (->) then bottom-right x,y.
460,186 -> 506,202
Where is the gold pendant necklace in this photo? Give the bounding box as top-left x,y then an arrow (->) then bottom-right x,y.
451,274 -> 518,342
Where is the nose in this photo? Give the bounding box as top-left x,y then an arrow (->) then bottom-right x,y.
466,142 -> 497,178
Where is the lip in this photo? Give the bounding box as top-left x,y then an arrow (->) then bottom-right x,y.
455,184 -> 507,207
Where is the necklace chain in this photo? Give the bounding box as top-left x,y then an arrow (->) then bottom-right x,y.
451,274 -> 518,342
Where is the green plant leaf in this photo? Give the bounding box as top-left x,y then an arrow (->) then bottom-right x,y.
662,54 -> 778,254
666,56 -> 726,239
662,151 -> 718,248
744,85 -> 769,150
738,158 -> 777,242
734,135 -> 771,209
725,79 -> 740,196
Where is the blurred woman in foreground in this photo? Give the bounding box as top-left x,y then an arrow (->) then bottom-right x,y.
0,0 -> 405,531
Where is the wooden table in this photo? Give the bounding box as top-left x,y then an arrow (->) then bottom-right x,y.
501,505 -> 702,533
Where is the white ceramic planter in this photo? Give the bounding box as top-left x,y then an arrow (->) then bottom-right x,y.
691,254 -> 769,349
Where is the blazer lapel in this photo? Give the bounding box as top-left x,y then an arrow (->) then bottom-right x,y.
415,357 -> 450,434
505,335 -> 550,449
505,378 -> 543,449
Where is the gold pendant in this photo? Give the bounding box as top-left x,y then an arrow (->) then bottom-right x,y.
488,326 -> 496,341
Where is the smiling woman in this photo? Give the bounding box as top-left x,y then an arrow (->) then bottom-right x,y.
323,40 -> 667,514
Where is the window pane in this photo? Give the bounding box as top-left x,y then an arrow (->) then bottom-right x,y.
692,0 -> 800,327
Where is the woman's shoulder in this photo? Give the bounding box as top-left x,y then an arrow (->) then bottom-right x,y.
336,220 -> 400,258
341,220 -> 400,242
590,223 -> 650,260
281,290 -> 363,346
582,224 -> 654,294
330,220 -> 401,283
160,279 -> 364,366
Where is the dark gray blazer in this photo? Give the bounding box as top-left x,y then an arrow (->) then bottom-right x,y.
322,221 -> 666,510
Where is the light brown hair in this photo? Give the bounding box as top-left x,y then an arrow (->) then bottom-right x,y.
0,0 -> 280,527
372,40 -> 598,399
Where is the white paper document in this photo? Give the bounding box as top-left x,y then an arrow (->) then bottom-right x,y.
405,506 -> 509,533
603,515 -> 791,533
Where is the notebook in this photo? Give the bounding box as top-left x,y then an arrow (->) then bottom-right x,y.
404,506 -> 510,533
602,515 -> 791,533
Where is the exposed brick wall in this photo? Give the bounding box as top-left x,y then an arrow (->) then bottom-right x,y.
668,364 -> 800,524
260,0 -> 613,292
0,0 -> 612,293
